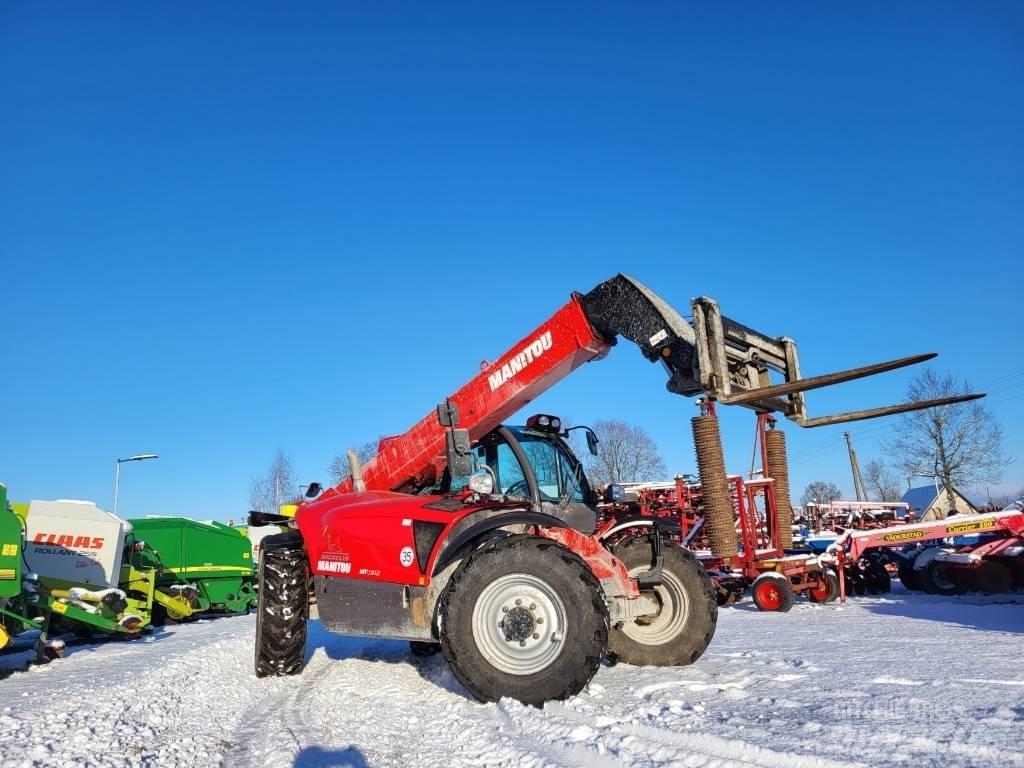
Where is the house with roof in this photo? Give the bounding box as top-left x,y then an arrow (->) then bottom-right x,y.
899,485 -> 977,521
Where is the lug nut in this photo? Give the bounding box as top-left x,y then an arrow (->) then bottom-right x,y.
536,617 -> 543,624
533,633 -> 540,640
519,640 -> 525,647
502,606 -> 509,613
515,599 -> 522,606
530,603 -> 536,610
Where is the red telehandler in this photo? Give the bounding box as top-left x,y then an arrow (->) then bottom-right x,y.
250,274 -> 981,705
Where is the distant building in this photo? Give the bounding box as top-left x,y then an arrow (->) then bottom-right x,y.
900,485 -> 977,521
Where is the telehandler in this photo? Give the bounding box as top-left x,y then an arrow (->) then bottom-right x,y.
251,274 -> 980,705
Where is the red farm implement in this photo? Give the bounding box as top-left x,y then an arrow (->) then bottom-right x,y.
831,507 -> 1024,597
600,410 -> 851,611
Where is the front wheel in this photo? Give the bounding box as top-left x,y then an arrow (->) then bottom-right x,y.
440,535 -> 608,706
607,537 -> 717,666
254,532 -> 309,677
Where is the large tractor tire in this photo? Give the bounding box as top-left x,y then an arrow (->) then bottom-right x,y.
254,532 -> 309,678
751,572 -> 795,612
439,535 -> 608,706
606,537 -> 717,667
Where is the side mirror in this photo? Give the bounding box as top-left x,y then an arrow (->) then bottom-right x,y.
586,430 -> 599,456
604,483 -> 625,503
305,482 -> 322,499
445,428 -> 473,479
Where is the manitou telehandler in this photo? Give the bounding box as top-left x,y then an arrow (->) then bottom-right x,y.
251,274 -> 981,705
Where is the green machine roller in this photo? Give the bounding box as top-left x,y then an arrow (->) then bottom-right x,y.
128,517 -> 256,623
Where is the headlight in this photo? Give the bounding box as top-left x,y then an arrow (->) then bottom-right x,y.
468,471 -> 494,495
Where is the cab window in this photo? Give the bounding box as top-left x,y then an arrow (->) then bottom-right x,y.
517,436 -> 585,504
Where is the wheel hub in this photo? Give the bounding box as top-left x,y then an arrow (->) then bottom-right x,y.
471,573 -> 568,675
501,606 -> 537,642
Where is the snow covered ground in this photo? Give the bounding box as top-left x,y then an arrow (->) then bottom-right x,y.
2,585 -> 1022,768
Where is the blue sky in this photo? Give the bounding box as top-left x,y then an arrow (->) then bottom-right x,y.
2,3 -> 1021,520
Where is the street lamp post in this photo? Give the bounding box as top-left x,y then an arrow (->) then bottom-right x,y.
113,454 -> 158,517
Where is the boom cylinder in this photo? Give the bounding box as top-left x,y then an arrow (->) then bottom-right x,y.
691,413 -> 739,559
764,428 -> 794,549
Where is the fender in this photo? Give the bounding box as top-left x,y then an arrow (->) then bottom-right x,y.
431,511 -> 569,575
598,516 -> 681,542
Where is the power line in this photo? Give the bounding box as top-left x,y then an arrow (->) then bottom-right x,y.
979,368 -> 1024,388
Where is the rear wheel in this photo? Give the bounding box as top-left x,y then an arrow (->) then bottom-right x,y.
751,573 -> 795,612
440,535 -> 608,706
607,537 -> 717,666
254,532 -> 309,677
807,569 -> 840,603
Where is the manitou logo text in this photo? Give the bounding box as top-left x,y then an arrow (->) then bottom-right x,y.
487,331 -> 553,391
33,533 -> 105,549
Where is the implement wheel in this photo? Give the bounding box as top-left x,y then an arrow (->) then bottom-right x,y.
751,573 -> 795,612
921,561 -> 969,596
254,532 -> 309,677
409,641 -> 441,657
898,564 -> 922,591
807,569 -> 840,604
975,560 -> 1013,594
440,535 -> 608,706
607,537 -> 717,667
863,559 -> 891,595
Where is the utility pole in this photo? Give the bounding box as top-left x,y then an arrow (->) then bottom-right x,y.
844,431 -> 868,502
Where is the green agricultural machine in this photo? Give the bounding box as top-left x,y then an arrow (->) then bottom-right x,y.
128,517 -> 255,623
0,484 -> 25,651
0,483 -> 256,662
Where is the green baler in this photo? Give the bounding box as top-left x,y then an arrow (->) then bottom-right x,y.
1,491 -> 257,662
128,517 -> 255,622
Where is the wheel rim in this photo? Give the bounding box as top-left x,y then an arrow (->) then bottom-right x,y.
809,577 -> 830,601
755,580 -> 783,610
621,564 -> 690,645
471,573 -> 568,676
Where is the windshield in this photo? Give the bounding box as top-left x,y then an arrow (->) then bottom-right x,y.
435,427 -> 591,506
507,430 -> 586,504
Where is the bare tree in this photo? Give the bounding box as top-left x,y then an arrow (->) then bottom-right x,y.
249,448 -> 298,514
884,368 -> 1010,514
863,458 -> 902,502
800,481 -> 842,506
328,440 -> 379,485
586,419 -> 666,486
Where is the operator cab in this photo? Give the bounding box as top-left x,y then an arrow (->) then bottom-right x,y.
447,414 -> 600,534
